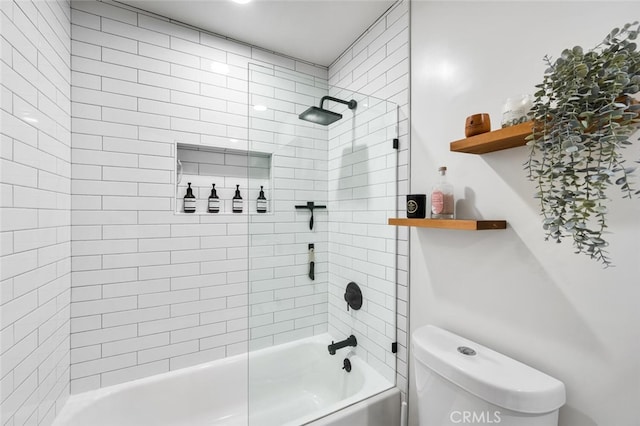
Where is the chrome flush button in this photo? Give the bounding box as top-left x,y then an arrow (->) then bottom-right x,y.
457,346 -> 476,356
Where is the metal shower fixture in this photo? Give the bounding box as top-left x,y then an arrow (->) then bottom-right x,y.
298,96 -> 357,125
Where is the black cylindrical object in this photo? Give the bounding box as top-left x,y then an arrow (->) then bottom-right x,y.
232,185 -> 243,213
257,186 -> 267,213
184,182 -> 196,213
406,194 -> 426,218
208,184 -> 219,213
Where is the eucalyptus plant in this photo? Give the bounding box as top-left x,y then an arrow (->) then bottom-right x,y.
526,22 -> 640,267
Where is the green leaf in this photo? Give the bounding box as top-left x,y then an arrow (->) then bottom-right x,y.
527,22 -> 640,267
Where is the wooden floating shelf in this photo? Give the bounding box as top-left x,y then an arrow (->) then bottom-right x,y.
450,121 -> 533,154
388,218 -> 507,230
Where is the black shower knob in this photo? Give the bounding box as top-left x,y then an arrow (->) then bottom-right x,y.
344,281 -> 362,311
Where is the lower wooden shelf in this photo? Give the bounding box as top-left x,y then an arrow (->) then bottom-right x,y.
388,218 -> 507,230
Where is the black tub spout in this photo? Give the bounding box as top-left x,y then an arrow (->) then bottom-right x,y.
328,335 -> 357,355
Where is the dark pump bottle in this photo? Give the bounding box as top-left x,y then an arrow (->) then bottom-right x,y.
183,182 -> 196,213
208,184 -> 219,213
232,185 -> 243,213
257,186 -> 267,213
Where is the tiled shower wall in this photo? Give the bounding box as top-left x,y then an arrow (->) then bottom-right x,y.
327,0 -> 410,396
0,0 -> 408,407
0,0 -> 72,424
68,0 -> 328,392
247,65 -> 330,350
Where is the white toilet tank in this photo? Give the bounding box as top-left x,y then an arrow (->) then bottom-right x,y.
412,325 -> 565,426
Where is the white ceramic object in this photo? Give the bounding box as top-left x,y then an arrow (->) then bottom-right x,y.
54,334 -> 395,426
501,94 -> 533,128
412,325 -> 565,426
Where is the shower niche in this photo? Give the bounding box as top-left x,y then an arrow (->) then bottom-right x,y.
174,142 -> 272,215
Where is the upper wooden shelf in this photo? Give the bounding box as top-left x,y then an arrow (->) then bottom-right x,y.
450,121 -> 533,154
388,218 -> 506,230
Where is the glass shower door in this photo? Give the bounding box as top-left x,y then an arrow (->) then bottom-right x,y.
247,63 -> 398,425
325,86 -> 399,389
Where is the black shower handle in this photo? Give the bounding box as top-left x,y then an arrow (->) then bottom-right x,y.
344,282 -> 362,311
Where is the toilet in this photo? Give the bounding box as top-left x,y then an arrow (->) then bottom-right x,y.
412,325 -> 566,426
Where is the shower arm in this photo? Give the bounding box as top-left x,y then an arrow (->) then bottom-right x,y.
319,96 -> 357,110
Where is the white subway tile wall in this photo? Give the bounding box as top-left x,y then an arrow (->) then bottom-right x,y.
69,0 -> 332,392
0,0 -> 409,416
327,0 -> 410,398
0,0 -> 72,424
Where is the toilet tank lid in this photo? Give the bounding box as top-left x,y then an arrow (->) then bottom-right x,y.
412,325 -> 566,414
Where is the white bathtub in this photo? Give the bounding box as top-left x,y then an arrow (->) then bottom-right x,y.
54,334 -> 400,426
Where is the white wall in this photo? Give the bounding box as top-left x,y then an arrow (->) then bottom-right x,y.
410,2 -> 640,426
328,0 -> 410,396
0,0 -> 72,424
69,0 -> 328,393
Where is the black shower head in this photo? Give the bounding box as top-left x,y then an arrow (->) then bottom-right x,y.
298,96 -> 357,126
299,106 -> 343,125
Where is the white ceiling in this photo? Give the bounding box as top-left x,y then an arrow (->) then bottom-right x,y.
118,0 -> 397,67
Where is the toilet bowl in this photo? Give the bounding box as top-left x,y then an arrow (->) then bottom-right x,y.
412,325 -> 565,426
